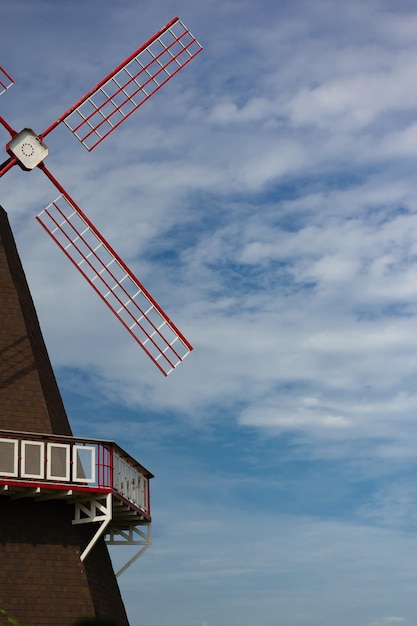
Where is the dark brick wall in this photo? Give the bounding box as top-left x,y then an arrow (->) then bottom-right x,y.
0,206 -> 71,435
0,208 -> 131,625
0,499 -> 129,625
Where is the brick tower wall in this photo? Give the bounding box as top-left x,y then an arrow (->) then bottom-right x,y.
0,206 -> 71,435
0,499 -> 130,625
0,207 -> 130,625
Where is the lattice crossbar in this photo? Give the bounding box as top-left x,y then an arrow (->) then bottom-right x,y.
63,18 -> 202,150
36,195 -> 192,375
0,66 -> 13,96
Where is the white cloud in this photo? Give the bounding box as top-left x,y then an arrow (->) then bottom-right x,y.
209,97 -> 277,125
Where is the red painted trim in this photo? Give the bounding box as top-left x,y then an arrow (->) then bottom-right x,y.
0,155 -> 17,177
110,445 -> 114,490
0,65 -> 13,84
0,115 -> 16,137
0,478 -> 110,494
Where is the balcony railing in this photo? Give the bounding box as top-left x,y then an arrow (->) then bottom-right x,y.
0,429 -> 152,515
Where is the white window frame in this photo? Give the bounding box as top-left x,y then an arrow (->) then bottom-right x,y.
73,445 -> 96,483
21,441 -> 45,479
0,438 -> 18,477
46,442 -> 70,481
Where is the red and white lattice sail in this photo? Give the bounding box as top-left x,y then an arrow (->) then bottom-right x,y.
37,174 -> 193,377
41,17 -> 202,150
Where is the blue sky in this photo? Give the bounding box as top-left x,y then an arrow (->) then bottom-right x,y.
3,1 -> 417,624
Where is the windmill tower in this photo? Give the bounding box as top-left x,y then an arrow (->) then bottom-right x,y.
0,18 -> 202,625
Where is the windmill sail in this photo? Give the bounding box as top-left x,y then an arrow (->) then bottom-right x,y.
42,18 -> 202,151
37,194 -> 193,376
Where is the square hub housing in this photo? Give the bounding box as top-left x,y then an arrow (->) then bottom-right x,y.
7,128 -> 48,170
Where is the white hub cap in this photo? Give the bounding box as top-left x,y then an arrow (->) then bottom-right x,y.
8,128 -> 48,169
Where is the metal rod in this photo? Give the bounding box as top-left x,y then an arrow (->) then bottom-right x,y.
0,115 -> 16,137
0,156 -> 17,177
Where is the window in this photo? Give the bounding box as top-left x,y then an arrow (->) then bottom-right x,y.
21,441 -> 44,479
0,438 -> 18,476
46,443 -> 70,481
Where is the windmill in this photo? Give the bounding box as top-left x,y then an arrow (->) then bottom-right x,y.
0,17 -> 202,376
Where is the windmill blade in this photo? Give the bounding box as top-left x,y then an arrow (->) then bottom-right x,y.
41,17 -> 202,151
0,66 -> 13,96
36,193 -> 193,376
